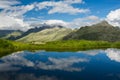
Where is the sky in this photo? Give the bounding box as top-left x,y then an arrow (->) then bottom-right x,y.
0,0 -> 120,31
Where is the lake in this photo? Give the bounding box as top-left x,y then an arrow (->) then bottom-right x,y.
0,48 -> 120,80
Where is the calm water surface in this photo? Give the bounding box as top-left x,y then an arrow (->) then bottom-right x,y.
0,48 -> 120,80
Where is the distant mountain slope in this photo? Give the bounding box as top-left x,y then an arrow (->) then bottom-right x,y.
0,30 -> 15,37
0,30 -> 23,40
64,21 -> 120,42
17,27 -> 73,43
16,24 -> 64,39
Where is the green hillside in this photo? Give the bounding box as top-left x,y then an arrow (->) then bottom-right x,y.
1,39 -> 120,57
64,21 -> 120,42
17,27 -> 73,43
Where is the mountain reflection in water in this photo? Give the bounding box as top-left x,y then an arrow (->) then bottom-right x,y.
0,48 -> 120,80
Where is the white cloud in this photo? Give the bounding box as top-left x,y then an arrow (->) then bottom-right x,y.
0,14 -> 30,31
68,15 -> 101,28
0,4 -> 35,31
0,0 -> 20,9
28,15 -> 101,29
36,0 -> 89,14
87,15 -> 100,20
27,19 -> 68,28
0,0 -> 99,31
63,0 -> 83,4
105,48 -> 120,62
44,20 -> 68,27
5,4 -> 35,17
0,0 -> 90,31
29,15 -> 101,29
106,8 -> 120,27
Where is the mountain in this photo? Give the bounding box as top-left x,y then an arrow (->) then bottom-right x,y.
16,24 -> 64,39
0,30 -> 23,40
17,26 -> 73,44
64,21 -> 120,42
2,21 -> 120,42
0,30 -> 15,37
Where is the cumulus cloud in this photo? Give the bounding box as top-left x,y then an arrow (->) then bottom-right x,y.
36,0 -> 89,14
68,15 -> 101,28
0,0 -> 90,31
44,20 -> 68,27
0,0 -> 101,31
0,0 -> 36,31
105,48 -> 120,62
64,0 -> 83,4
0,14 -> 29,31
106,8 -> 120,27
0,0 -> 32,31
0,4 -> 35,31
29,15 -> 101,29
0,0 -> 20,9
4,4 -> 35,17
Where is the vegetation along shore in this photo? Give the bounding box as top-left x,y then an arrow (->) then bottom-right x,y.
1,39 -> 120,57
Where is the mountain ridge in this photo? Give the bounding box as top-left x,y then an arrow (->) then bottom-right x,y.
1,21 -> 120,42
17,26 -> 73,44
63,21 -> 120,42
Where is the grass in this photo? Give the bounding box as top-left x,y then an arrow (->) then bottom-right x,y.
1,39 -> 120,57
38,40 -> 112,51
0,39 -> 40,57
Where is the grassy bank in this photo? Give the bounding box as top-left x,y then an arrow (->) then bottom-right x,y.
38,40 -> 112,51
1,39 -> 120,57
0,39 -> 40,57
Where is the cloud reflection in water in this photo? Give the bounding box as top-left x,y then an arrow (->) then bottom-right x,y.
105,48 -> 120,62
0,51 -> 89,72
0,49 -> 120,80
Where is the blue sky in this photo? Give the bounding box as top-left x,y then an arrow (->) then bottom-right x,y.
0,0 -> 120,31
22,0 -> 120,21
